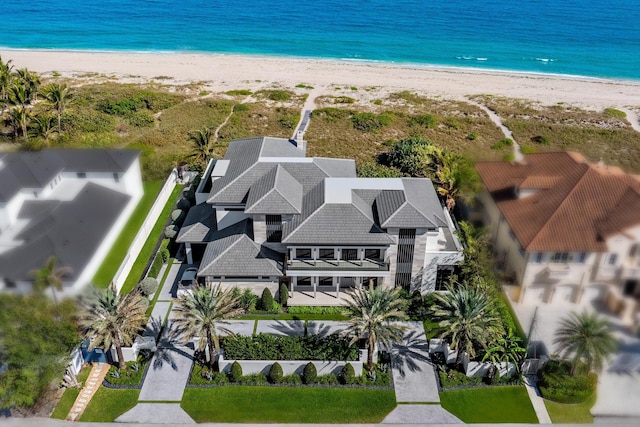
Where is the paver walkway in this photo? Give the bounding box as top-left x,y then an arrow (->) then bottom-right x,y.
524,375 -> 552,424
116,403 -> 195,424
65,363 -> 110,421
384,322 -> 462,423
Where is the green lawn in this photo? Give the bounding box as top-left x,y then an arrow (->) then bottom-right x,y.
120,184 -> 183,294
93,180 -> 163,288
544,393 -> 596,424
50,367 -> 91,419
440,386 -> 538,423
181,386 -> 396,423
78,387 -> 139,422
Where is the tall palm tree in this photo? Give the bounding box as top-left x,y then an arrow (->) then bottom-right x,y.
187,127 -> 213,164
172,283 -> 244,366
344,287 -> 409,372
15,68 -> 40,102
78,284 -> 148,369
554,311 -> 617,375
31,256 -> 72,306
0,56 -> 14,101
8,106 -> 33,142
431,283 -> 501,367
41,82 -> 72,132
482,327 -> 527,377
433,152 -> 480,211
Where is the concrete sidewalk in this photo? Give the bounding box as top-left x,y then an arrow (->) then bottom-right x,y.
116,403 -> 195,424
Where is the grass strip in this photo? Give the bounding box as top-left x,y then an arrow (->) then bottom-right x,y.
440,386 -> 538,423
93,181 -> 163,288
50,367 -> 91,419
120,185 -> 183,294
181,386 -> 396,423
238,313 -> 349,321
544,393 -> 596,424
78,387 -> 139,422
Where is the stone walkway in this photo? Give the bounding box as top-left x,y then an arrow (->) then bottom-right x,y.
524,375 -> 552,424
65,363 -> 110,421
116,403 -> 195,424
383,322 -> 461,424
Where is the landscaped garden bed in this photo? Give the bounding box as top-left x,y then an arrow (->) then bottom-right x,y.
537,360 -> 597,404
102,358 -> 150,389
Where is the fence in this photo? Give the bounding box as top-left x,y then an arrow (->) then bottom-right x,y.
111,170 -> 179,292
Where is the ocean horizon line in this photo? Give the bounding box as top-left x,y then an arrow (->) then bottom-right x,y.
2,46 -> 636,85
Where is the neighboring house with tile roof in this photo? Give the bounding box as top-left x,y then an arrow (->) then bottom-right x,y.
0,149 -> 143,295
177,136 -> 463,304
476,152 -> 640,326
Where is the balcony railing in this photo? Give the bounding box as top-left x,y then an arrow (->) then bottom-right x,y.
287,258 -> 390,271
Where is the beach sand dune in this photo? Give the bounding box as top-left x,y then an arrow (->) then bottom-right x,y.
2,49 -> 640,111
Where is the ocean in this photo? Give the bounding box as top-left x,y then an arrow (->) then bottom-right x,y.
2,0 -> 639,80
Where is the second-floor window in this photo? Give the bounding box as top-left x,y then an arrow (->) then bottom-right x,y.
605,253 -> 618,266
296,248 -> 312,259
551,252 -> 569,263
576,252 -> 587,264
318,249 -> 334,260
533,252 -> 544,263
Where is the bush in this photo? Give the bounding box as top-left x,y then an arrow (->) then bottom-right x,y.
491,138 -> 514,150
147,254 -> 163,278
159,248 -> 170,264
164,225 -> 178,239
438,368 -> 482,389
229,361 -> 243,383
268,362 -> 284,384
316,374 -> 339,385
137,277 -> 159,297
334,96 -> 355,104
233,103 -> 249,112
279,283 -> 289,306
221,333 -> 358,361
286,306 -> 344,315
260,288 -> 274,311
531,135 -> 550,145
410,114 -> 437,128
239,373 -> 268,385
176,198 -> 191,210
467,132 -> 478,140
282,373 -> 302,385
520,145 -> 537,154
264,90 -> 291,101
603,107 -> 626,119
226,89 -> 252,96
303,362 -> 317,384
538,360 -> 597,404
127,111 -> 155,127
340,363 -> 356,385
171,209 -> 184,222
351,112 -> 391,132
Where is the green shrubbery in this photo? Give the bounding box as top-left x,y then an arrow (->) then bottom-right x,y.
137,277 -> 159,297
303,362 -> 317,384
491,138 -> 514,150
286,306 -> 344,315
410,114 -> 437,128
538,360 -> 597,404
268,362 -> 284,384
279,283 -> 289,307
351,112 -> 393,132
438,368 -> 483,389
230,361 -> 243,383
105,359 -> 147,387
221,334 -> 358,361
147,254 -> 163,278
260,288 -> 274,311
340,363 -> 356,385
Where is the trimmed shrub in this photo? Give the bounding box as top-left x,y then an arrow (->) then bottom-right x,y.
279,283 -> 289,306
239,373 -> 268,385
260,288 -> 274,311
317,373 -> 339,385
164,225 -> 178,239
340,363 -> 356,385
171,209 -> 183,222
538,360 -> 597,404
159,248 -> 170,264
268,362 -> 284,384
287,306 -> 344,315
282,373 -> 302,385
148,254 -> 163,278
176,198 -> 191,210
137,277 -> 159,297
302,362 -> 317,384
229,361 -> 243,383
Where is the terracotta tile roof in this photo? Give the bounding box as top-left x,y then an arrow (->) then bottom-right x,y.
476,152 -> 640,252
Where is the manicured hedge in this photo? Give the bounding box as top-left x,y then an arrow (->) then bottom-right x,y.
222,333 -> 358,361
287,306 -> 344,315
538,360 -> 597,404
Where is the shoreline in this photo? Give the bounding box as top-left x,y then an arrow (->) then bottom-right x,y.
2,48 -> 640,110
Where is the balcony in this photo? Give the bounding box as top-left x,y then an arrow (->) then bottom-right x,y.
287,258 -> 390,272
544,265 -> 572,280
622,266 -> 640,279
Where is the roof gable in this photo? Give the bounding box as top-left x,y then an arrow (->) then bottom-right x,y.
245,165 -> 303,214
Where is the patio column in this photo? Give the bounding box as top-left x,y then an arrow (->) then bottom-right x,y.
336,277 -> 340,298
291,277 -> 295,294
313,277 -> 317,298
185,243 -> 193,264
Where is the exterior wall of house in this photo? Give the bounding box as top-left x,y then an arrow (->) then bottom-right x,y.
215,208 -> 250,230
386,229 -> 399,287
254,215 -> 267,244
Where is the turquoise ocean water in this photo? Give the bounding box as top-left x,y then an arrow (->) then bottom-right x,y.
2,0 -> 640,80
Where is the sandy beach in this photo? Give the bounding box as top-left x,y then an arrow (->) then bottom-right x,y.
2,49 -> 640,111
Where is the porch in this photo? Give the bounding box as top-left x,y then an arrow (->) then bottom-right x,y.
287,289 -> 355,306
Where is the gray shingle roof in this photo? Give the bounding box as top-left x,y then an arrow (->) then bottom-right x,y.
176,204 -> 218,243
245,165 -> 303,214
198,220 -> 284,277
0,183 -> 131,283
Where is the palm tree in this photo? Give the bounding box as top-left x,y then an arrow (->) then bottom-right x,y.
433,152 -> 480,212
30,113 -> 57,145
0,56 -> 14,101
431,283 -> 501,367
8,106 -> 33,142
78,284 -> 148,369
41,82 -> 72,132
172,283 -> 244,366
15,68 -> 40,102
482,328 -> 527,377
343,287 -> 409,372
187,127 -> 213,164
31,256 -> 72,305
554,311 -> 617,375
